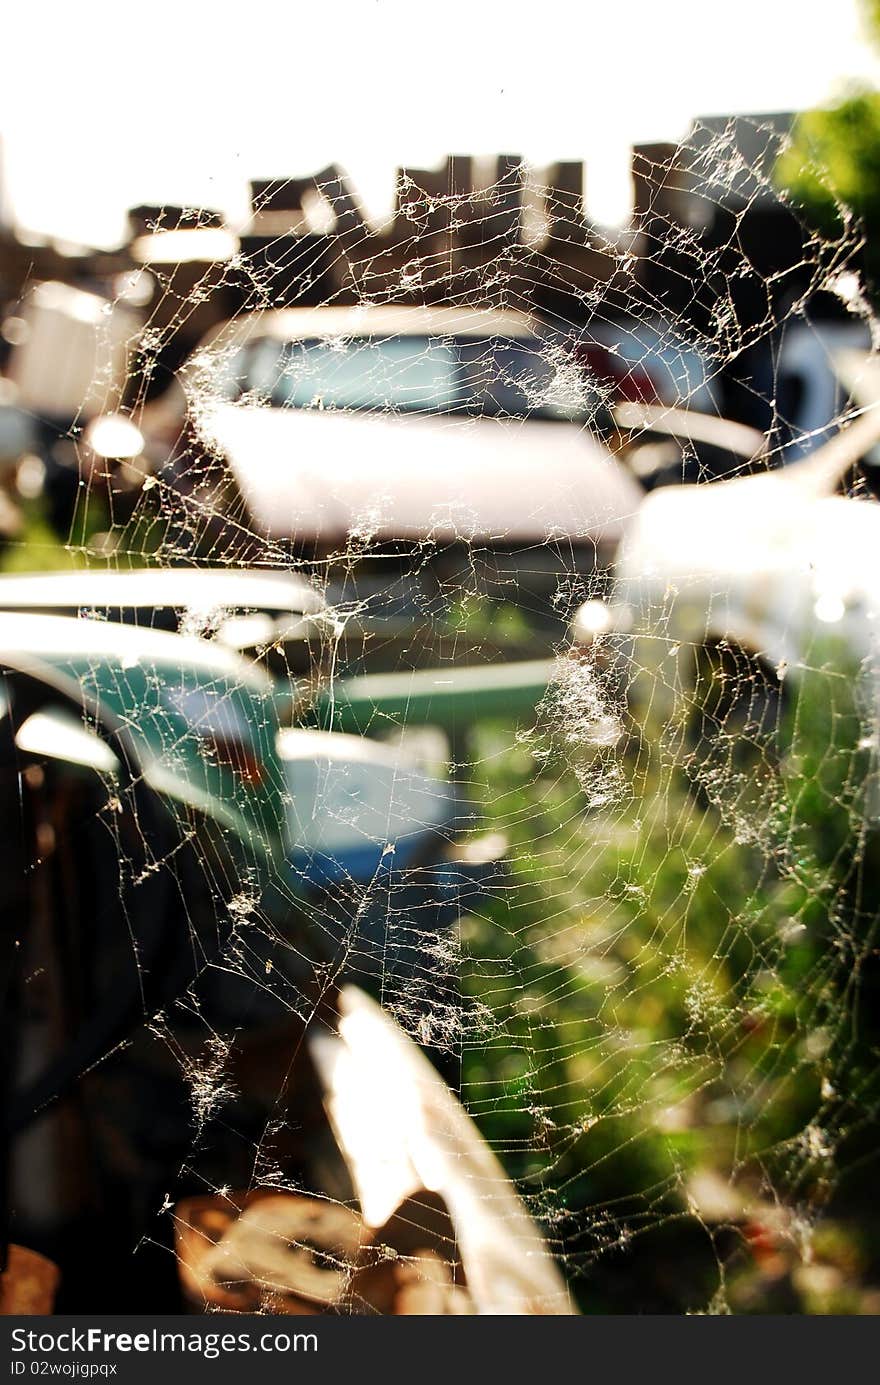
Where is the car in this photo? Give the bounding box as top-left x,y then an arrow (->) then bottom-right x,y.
0,608 -> 568,1311
571,355 -> 880,798
0,591 -> 554,886
132,304 -> 643,610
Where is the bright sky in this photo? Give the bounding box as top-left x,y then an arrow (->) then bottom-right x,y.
2,0 -> 879,247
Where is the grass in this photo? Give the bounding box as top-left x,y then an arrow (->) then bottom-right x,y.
459,639 -> 880,1311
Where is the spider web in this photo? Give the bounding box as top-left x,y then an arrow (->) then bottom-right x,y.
7,117 -> 880,1315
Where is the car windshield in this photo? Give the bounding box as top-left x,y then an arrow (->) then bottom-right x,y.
221,334 -> 590,421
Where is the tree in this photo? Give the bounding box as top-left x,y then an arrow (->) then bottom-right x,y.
777,4 -> 880,290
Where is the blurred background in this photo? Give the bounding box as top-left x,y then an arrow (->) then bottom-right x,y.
1,0 -> 880,1318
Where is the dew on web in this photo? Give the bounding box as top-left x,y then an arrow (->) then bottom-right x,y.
3,115 -> 880,1315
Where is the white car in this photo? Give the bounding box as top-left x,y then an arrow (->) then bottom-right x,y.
144,303 -> 643,578
573,354 -> 880,777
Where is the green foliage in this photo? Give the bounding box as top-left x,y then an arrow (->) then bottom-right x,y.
461,646 -> 880,1310
778,90 -> 880,252
0,501 -> 93,572
862,0 -> 880,48
776,0 -> 880,292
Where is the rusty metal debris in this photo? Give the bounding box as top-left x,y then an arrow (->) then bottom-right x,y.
175,985 -> 575,1317
175,1190 -> 479,1316
0,1245 -> 59,1315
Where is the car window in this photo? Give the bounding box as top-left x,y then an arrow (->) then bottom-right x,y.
458,339 -> 585,419
219,332 -> 592,421
269,336 -> 460,412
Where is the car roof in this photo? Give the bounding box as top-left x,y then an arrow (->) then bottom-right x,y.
0,567 -> 324,618
0,609 -> 271,689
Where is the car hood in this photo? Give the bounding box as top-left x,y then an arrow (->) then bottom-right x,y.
616,465 -> 880,668
198,402 -> 643,548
